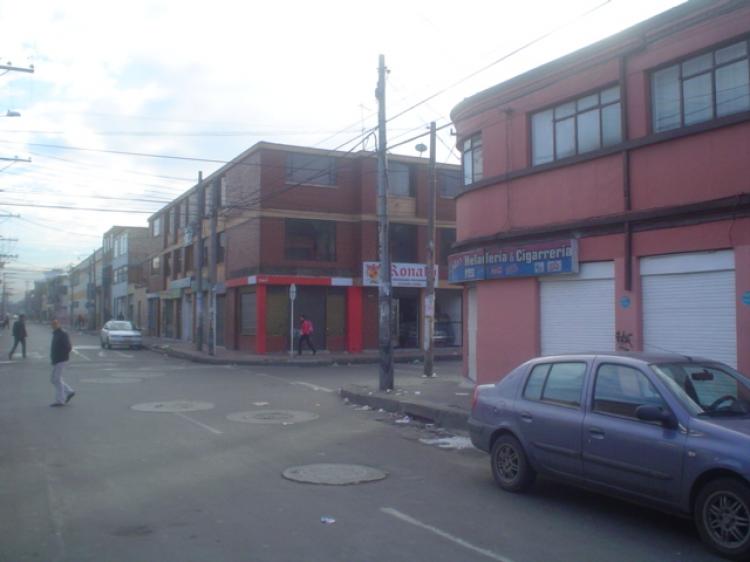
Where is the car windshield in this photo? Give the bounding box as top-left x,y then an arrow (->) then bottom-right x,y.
108,321 -> 135,331
651,362 -> 750,417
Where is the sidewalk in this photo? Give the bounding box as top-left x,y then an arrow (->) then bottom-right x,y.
143,336 -> 472,431
143,336 -> 462,367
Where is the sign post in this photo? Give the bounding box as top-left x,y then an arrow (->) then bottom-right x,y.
289,283 -> 297,357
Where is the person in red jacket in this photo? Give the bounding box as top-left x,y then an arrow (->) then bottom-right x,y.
298,315 -> 316,355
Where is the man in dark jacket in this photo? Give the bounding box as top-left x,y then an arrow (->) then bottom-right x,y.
8,314 -> 28,359
50,319 -> 75,407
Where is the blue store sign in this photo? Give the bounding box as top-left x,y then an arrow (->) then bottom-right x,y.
743,291 -> 750,306
448,239 -> 579,282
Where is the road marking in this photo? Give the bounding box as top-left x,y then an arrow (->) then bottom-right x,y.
72,348 -> 92,361
173,412 -> 223,435
292,381 -> 334,393
380,508 -> 516,562
115,351 -> 134,359
98,351 -> 107,358
74,345 -> 103,350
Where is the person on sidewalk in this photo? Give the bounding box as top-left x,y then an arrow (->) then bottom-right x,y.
50,319 -> 75,407
8,314 -> 28,359
298,314 -> 316,355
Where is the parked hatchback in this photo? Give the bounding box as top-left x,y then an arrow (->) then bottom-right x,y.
469,353 -> 750,560
100,320 -> 142,349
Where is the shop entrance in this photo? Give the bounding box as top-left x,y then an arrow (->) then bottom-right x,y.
393,289 -> 420,348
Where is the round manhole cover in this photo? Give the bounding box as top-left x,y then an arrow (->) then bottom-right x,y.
131,400 -> 214,413
227,410 -> 319,424
282,464 -> 387,485
81,377 -> 143,384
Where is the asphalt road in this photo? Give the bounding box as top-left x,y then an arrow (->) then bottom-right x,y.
0,324 -> 723,562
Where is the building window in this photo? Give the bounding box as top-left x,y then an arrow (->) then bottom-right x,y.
286,152 -> 336,186
185,245 -> 194,271
652,40 -> 749,133
240,292 -> 257,335
438,228 -> 456,266
114,266 -> 128,284
217,231 -> 226,263
532,86 -> 622,166
462,134 -> 483,185
173,249 -> 182,275
151,256 -> 161,274
390,223 -> 418,263
284,219 -> 336,261
152,216 -> 161,237
182,198 -> 190,229
388,161 -> 413,197
439,169 -> 461,198
163,253 -> 171,278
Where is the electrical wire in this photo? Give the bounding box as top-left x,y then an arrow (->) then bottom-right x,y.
0,202 -> 154,214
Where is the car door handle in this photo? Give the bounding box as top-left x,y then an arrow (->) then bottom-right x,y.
520,411 -> 533,423
588,427 -> 605,439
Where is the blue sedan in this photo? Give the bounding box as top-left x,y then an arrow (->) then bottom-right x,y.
469,352 -> 750,560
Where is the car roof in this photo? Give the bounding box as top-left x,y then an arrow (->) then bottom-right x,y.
530,351 -> 718,365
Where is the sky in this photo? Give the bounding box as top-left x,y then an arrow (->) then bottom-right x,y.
0,0 -> 684,300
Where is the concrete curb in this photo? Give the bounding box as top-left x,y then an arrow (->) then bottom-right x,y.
146,344 -> 462,369
339,386 -> 470,432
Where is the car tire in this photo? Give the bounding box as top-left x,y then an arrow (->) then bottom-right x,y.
694,477 -> 750,560
490,434 -> 535,493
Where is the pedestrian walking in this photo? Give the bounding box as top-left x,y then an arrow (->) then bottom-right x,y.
298,314 -> 316,355
50,319 -> 75,407
8,314 -> 28,359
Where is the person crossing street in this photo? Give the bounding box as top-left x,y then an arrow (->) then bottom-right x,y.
8,314 -> 28,360
50,319 -> 75,407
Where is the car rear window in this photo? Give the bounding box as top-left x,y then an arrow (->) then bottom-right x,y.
523,362 -> 586,407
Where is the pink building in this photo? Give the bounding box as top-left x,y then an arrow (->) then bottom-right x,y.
450,0 -> 750,384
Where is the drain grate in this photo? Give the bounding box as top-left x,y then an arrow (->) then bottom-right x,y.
131,400 -> 214,413
227,410 -> 319,424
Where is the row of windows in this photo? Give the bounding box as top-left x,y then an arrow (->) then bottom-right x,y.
462,37 -> 750,185
523,361 -> 665,420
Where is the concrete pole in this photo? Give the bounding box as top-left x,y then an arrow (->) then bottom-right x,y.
424,122 -> 437,377
208,178 -> 219,356
195,171 -> 204,352
376,54 -> 394,391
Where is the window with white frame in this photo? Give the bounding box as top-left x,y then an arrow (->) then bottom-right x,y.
285,153 -> 336,186
152,216 -> 162,237
532,86 -> 622,166
462,134 -> 483,185
652,39 -> 750,133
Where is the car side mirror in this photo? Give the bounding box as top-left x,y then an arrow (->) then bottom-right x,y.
636,404 -> 677,429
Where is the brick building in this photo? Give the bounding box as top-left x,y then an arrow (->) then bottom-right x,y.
449,0 -> 750,383
146,142 -> 462,353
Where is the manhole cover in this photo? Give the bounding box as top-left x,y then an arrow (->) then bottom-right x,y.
81,377 -> 143,384
282,464 -> 387,485
227,410 -> 319,424
110,372 -> 166,379
131,400 -> 214,413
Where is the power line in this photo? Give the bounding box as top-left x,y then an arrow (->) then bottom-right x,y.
0,190 -> 172,205
0,202 -> 154,214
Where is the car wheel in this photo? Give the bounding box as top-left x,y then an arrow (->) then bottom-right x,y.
490,434 -> 535,493
694,477 -> 750,560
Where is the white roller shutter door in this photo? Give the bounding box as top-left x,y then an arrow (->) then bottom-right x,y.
641,251 -> 736,367
540,262 -> 615,355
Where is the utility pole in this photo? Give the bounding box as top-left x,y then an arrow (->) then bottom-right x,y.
424,122 -> 437,377
207,177 -> 219,356
195,171 -> 205,352
376,54 -> 394,391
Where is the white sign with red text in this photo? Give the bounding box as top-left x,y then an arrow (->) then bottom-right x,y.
362,262 -> 438,288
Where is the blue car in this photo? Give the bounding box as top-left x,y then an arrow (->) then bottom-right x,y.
469,352 -> 750,560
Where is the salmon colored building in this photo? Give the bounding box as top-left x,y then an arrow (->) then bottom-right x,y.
449,0 -> 750,384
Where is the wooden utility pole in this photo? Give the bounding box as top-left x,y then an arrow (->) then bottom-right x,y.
195,171 -> 204,352
376,54 -> 394,391
423,122 -> 437,377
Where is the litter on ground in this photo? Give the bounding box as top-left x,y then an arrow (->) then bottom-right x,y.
419,436 -> 474,450
395,415 -> 412,424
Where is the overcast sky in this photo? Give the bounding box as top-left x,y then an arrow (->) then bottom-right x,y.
0,0 -> 684,299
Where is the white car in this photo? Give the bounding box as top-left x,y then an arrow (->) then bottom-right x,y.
100,320 -> 143,349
